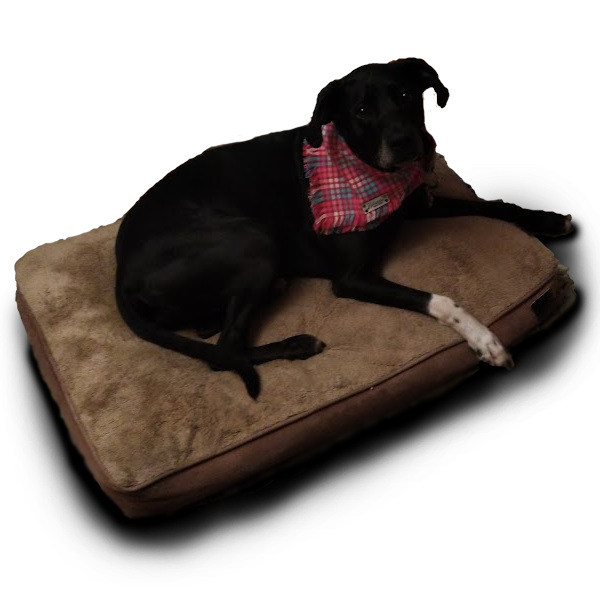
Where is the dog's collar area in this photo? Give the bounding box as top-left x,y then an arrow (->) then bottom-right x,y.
303,123 -> 424,235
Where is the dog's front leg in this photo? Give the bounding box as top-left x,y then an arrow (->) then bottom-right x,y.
420,195 -> 573,237
427,293 -> 513,368
333,273 -> 513,368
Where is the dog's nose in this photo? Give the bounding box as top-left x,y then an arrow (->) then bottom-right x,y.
390,134 -> 412,149
388,133 -> 417,161
389,133 -> 414,152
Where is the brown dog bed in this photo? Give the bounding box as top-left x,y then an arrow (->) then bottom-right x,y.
15,155 -> 575,518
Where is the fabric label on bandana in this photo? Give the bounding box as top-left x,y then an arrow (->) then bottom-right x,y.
362,194 -> 390,214
303,122 -> 424,235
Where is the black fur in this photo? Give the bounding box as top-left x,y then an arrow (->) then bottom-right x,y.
115,58 -> 572,398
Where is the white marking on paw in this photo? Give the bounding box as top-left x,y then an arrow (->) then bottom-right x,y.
428,294 -> 514,369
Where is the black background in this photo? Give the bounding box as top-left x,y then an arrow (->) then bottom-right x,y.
12,49 -> 584,545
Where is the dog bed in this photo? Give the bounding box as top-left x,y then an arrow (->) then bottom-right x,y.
15,155 -> 575,518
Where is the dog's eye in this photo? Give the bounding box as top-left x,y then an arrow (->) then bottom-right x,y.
355,104 -> 369,119
399,90 -> 413,102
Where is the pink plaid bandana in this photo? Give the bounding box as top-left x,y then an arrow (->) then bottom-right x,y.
303,123 -> 425,235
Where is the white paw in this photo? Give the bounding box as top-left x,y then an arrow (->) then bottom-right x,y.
468,329 -> 514,369
428,294 -> 514,369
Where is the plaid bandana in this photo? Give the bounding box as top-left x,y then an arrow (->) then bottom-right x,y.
303,122 -> 424,235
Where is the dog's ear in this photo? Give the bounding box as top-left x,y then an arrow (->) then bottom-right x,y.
306,80 -> 340,147
390,58 -> 449,108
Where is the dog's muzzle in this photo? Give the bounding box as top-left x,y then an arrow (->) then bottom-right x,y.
378,130 -> 422,171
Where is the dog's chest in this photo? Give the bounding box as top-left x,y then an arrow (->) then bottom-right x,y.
303,123 -> 424,235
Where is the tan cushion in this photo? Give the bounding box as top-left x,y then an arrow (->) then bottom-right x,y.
15,156 -> 575,518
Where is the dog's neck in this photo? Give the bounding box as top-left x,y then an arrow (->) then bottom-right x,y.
303,123 -> 424,235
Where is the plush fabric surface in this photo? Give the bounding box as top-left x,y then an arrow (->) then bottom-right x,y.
15,155 -> 573,517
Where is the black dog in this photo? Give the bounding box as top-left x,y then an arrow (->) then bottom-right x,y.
115,58 -> 573,398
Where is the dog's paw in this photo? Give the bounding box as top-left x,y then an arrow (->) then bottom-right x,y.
282,334 -> 326,360
428,295 -> 513,370
469,330 -> 514,369
529,211 -> 574,237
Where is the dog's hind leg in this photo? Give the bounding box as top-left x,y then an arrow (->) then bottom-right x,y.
247,336 -> 327,365
215,261 -> 326,367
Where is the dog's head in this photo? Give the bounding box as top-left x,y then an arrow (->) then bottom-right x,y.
306,58 -> 449,172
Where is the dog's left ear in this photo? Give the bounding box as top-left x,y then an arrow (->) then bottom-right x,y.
306,80 -> 340,147
390,58 -> 450,107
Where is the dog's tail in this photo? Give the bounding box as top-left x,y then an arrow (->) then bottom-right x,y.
115,278 -> 261,398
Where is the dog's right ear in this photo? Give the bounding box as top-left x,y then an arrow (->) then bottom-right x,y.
306,80 -> 340,147
390,58 -> 449,108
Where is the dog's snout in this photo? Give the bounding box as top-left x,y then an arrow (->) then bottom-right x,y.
386,130 -> 419,163
389,133 -> 413,152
